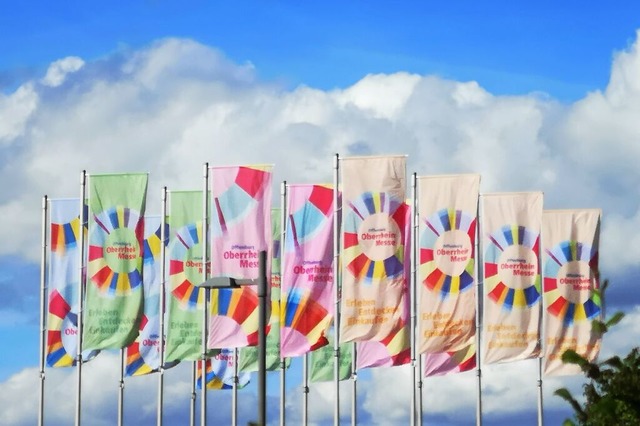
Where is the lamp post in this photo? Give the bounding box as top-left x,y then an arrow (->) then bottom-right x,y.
199,250 -> 267,426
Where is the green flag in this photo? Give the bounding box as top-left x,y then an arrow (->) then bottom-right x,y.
309,333 -> 352,382
165,191 -> 206,362
239,208 -> 290,372
83,173 -> 148,350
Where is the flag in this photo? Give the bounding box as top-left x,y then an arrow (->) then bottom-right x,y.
542,209 -> 602,376
356,201 -> 411,369
309,331 -> 352,382
339,155 -> 408,346
482,192 -> 543,364
281,184 -> 334,357
83,173 -> 148,350
125,215 -> 164,376
423,343 -> 476,377
208,165 -> 273,348
165,191 -> 206,362
197,349 -> 250,390
47,199 -> 87,366
417,174 -> 480,354
239,208 -> 287,372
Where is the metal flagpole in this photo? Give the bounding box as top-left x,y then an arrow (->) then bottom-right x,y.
303,354 -> 309,426
258,250 -> 268,426
332,153 -> 341,426
190,363 -> 197,426
157,187 -> 168,426
201,163 -> 209,426
537,228 -> 544,426
475,196 -> 483,426
232,349 -> 238,426
351,343 -> 357,426
417,353 -> 423,426
75,171 -> 87,426
280,181 -> 287,426
118,349 -> 125,426
410,174 -> 417,426
38,195 -> 48,426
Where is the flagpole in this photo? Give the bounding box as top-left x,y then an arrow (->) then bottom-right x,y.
410,174 -> 417,426
475,196 -> 484,426
75,170 -> 87,426
232,348 -> 238,426
417,353 -> 423,426
303,353 -> 309,426
332,153 -> 341,426
38,195 -> 48,426
280,181 -> 287,426
351,343 -> 357,426
118,349 -> 125,426
537,228 -> 544,426
201,163 -> 209,426
190,363 -> 196,426
157,187 -> 167,426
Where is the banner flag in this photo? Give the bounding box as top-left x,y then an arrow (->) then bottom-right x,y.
356,201 -> 411,369
239,208 -> 288,372
281,184 -> 334,357
125,215 -> 164,376
83,173 -> 148,350
542,209 -> 602,376
423,341 -> 476,377
417,174 -> 480,354
197,349 -> 250,390
339,155 -> 408,345
309,331 -> 352,382
47,199 -> 90,367
208,165 -> 273,348
482,192 -> 543,364
165,191 -> 206,362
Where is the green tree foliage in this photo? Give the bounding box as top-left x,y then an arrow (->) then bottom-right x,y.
555,280 -> 640,425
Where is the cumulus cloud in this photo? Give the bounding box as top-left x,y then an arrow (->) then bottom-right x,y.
41,57 -> 85,88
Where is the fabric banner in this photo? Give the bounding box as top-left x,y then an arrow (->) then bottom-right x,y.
482,192 -> 543,364
542,209 -> 602,376
309,332 -> 352,382
423,342 -> 476,377
339,155 -> 408,345
47,199 -> 85,367
239,208 -> 286,372
281,184 -> 334,357
126,216 -> 163,376
417,174 -> 480,354
197,349 -> 250,390
356,201 -> 411,369
165,191 -> 206,362
83,173 -> 148,350
208,165 -> 273,348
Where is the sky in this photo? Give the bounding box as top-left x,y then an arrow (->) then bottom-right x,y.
1,1 -> 640,425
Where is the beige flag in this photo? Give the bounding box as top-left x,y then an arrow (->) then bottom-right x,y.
482,192 -> 543,364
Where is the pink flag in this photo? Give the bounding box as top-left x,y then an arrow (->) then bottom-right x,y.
208,165 -> 272,348
482,192 -> 543,364
542,209 -> 602,376
280,184 -> 334,357
423,342 -> 476,377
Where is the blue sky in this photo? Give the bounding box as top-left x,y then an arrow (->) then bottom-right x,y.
2,2 -> 640,425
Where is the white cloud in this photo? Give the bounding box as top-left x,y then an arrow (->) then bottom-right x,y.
41,56 -> 85,88
0,83 -> 38,144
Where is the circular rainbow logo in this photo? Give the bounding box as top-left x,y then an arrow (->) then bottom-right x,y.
484,224 -> 540,310
543,240 -> 600,326
88,206 -> 143,296
343,191 -> 406,284
169,222 -> 205,311
420,208 -> 476,297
